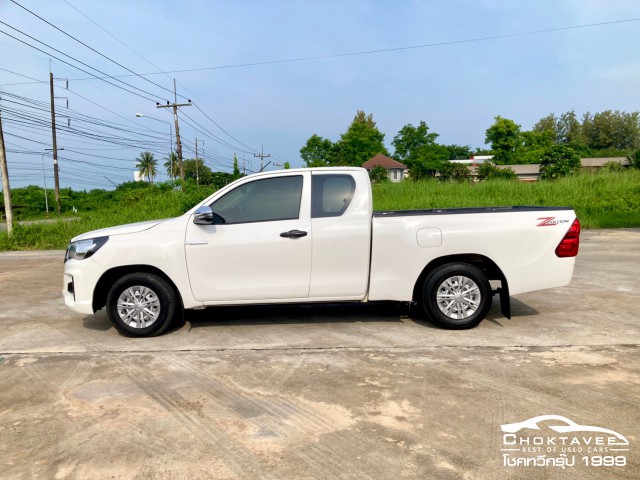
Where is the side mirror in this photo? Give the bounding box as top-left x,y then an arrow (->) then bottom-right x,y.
193,205 -> 213,225
193,205 -> 225,225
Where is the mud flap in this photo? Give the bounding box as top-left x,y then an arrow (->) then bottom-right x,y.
497,284 -> 511,319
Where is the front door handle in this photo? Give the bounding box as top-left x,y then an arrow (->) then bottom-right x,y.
280,229 -> 308,239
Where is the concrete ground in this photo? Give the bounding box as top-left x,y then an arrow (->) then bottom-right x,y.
0,229 -> 638,480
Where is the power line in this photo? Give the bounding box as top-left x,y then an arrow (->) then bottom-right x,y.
9,0 -> 181,100
58,0 -> 261,156
0,23 -> 162,103
0,67 -> 46,84
40,17 -> 640,79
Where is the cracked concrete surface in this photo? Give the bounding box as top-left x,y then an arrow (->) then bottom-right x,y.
0,229 -> 638,479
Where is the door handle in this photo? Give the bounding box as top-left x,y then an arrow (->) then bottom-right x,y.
280,229 -> 308,239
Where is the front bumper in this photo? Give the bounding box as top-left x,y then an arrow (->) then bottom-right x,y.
62,257 -> 105,315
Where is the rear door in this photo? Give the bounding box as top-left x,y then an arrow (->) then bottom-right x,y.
308,172 -> 371,299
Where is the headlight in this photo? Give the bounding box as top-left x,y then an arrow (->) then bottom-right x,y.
65,236 -> 109,262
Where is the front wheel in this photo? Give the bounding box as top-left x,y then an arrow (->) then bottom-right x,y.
421,263 -> 492,329
106,273 -> 178,337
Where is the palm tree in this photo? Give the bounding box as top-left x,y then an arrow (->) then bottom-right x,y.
163,151 -> 179,179
136,151 -> 158,184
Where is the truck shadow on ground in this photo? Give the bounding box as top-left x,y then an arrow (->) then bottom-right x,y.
186,301 -> 412,329
185,298 -> 539,331
82,298 -> 539,333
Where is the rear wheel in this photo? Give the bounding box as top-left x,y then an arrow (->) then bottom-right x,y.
421,263 -> 492,329
106,273 -> 177,337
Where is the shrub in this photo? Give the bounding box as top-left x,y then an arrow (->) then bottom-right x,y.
369,165 -> 389,183
477,162 -> 517,181
438,162 -> 471,182
540,145 -> 581,180
628,150 -> 640,169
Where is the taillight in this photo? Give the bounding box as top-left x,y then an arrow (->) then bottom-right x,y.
555,218 -> 580,257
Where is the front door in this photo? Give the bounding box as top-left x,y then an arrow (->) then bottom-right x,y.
185,173 -> 312,302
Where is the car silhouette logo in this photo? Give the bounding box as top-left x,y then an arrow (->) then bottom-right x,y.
501,415 -> 629,446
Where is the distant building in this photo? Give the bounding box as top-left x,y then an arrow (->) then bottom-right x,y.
466,164 -> 542,182
362,154 -> 407,182
465,157 -> 630,183
580,157 -> 630,169
450,155 -> 495,165
503,164 -> 541,182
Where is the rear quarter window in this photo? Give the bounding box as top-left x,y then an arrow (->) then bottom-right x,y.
311,174 -> 356,218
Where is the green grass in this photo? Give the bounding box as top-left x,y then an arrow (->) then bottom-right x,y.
373,170 -> 640,229
1,170 -> 639,251
0,186 -> 209,251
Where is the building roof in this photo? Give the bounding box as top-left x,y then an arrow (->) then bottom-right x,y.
362,154 -> 406,170
580,157 -> 630,167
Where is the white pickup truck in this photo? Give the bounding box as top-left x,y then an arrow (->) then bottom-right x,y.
63,167 -> 580,337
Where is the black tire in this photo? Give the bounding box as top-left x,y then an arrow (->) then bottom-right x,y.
106,272 -> 178,337
421,263 -> 492,329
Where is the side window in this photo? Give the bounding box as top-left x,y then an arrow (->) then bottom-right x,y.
312,174 -> 356,218
211,176 -> 303,224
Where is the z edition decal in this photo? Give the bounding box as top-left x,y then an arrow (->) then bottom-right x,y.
500,415 -> 630,469
537,217 -> 570,227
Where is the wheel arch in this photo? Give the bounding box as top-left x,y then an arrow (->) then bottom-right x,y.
93,265 -> 183,313
412,254 -> 511,319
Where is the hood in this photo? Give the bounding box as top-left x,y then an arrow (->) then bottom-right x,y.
71,219 -> 167,242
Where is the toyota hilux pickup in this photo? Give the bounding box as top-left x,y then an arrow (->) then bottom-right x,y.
63,167 -> 580,337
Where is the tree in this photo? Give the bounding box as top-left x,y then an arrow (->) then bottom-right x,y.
163,151 -> 179,179
136,151 -> 158,184
485,116 -> 522,164
283,161 -> 291,169
232,153 -> 241,179
533,113 -> 558,142
182,158 -> 213,185
557,110 -> 583,145
445,144 -> 472,160
392,121 -> 439,161
352,109 -> 377,128
210,171 -> 235,189
517,130 -> 555,164
332,111 -> 389,166
539,145 -> 581,180
392,121 -> 448,179
300,134 -> 334,167
369,165 -> 388,183
584,110 -> 640,150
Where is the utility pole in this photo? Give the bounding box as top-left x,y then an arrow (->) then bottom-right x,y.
156,79 -> 191,181
195,136 -> 199,187
254,144 -> 270,172
0,110 -> 14,235
49,72 -> 62,214
40,153 -> 49,215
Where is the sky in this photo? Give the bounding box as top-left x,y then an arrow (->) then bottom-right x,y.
1,0 -> 639,190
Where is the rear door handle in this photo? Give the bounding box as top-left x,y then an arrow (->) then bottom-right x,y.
280,229 -> 308,239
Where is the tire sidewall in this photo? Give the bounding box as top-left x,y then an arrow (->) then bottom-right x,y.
106,273 -> 176,337
423,263 -> 491,329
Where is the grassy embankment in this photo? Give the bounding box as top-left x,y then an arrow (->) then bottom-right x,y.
1,170 -> 638,251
